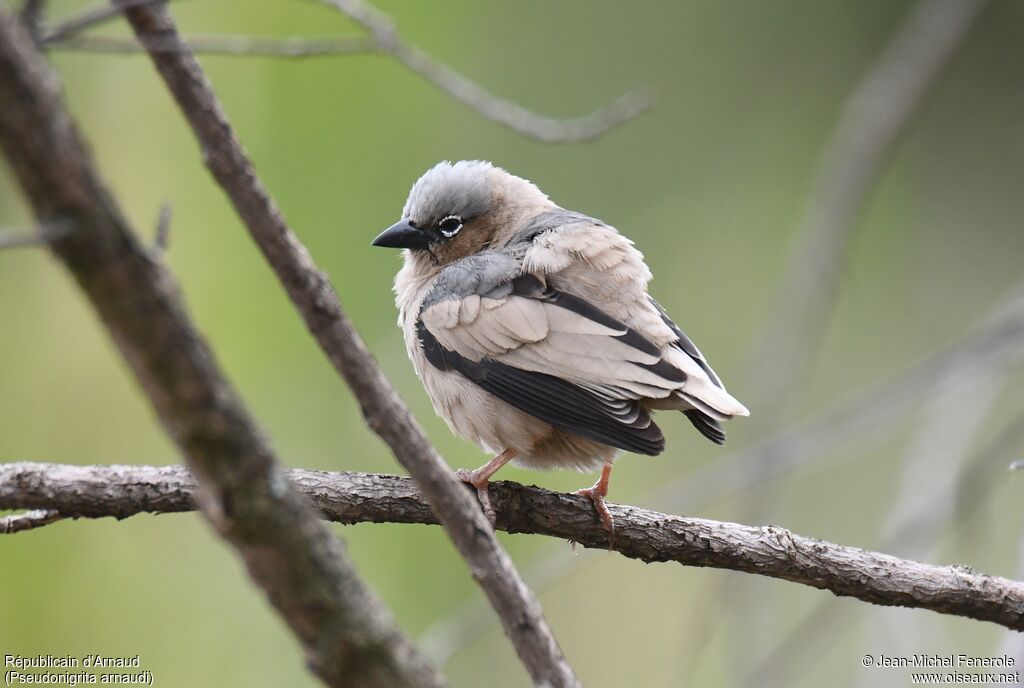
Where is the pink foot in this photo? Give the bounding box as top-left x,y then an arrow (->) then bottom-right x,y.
457,467 -> 496,526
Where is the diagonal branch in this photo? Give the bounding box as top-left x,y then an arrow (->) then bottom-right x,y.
0,9 -> 442,688
317,0 -> 652,143
119,3 -> 580,686
3,461 -> 1023,633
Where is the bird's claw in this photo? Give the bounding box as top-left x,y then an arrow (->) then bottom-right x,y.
456,468 -> 497,527
574,486 -> 615,549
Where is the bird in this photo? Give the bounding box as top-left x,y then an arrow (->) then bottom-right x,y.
372,160 -> 749,538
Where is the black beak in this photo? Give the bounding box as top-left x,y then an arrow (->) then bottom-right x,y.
372,218 -> 430,250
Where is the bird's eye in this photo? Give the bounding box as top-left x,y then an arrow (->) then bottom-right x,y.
438,215 -> 463,238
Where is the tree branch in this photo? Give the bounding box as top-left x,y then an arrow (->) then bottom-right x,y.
19,0 -> 46,41
39,0 -> 648,143
317,0 -> 652,143
46,34 -> 378,58
38,0 -> 165,45
0,9 -> 442,687
0,508 -> 64,533
3,461 -> 1023,633
118,4 -> 580,685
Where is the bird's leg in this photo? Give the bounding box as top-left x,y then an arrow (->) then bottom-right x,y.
575,464 -> 615,546
456,448 -> 517,526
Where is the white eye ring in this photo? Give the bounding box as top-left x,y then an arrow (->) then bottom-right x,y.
439,215 -> 463,238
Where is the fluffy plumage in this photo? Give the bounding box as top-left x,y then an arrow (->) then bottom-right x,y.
375,160 -> 748,528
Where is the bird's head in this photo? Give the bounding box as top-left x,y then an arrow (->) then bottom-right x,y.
372,160 -> 552,266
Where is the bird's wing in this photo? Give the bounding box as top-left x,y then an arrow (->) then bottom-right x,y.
648,296 -> 723,387
418,256 -> 688,455
645,297 -> 732,443
515,211 -> 749,423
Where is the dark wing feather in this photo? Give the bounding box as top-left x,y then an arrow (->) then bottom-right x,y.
417,320 -> 665,455
684,410 -> 726,445
649,296 -> 729,444
648,296 -> 723,388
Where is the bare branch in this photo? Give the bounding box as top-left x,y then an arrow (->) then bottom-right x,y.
118,4 -> 580,685
39,0 -> 165,45
40,0 -> 647,143
19,0 -> 46,41
0,508 -> 63,533
47,34 -> 377,58
40,0 -> 648,142
3,461 -> 1023,632
318,0 -> 651,143
0,10 -> 442,687
746,0 -> 989,414
44,0 -> 650,142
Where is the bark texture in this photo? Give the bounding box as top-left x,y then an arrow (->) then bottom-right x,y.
4,462 -> 1022,633
0,10 -> 441,687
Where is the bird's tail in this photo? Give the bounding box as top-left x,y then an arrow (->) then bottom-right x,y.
684,410 -> 726,445
677,378 -> 750,422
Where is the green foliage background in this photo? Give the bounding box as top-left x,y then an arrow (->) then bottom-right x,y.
2,1 -> 1023,686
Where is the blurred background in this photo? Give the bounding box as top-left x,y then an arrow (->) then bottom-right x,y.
2,1 -> 1023,686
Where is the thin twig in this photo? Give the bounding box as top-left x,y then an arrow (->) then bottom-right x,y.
39,0 -> 166,45
2,461 -> 1023,632
20,0 -> 46,41
0,10 -> 443,687
119,4 -> 579,686
318,0 -> 652,143
40,0 -> 649,142
0,508 -> 63,533
47,34 -> 377,58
